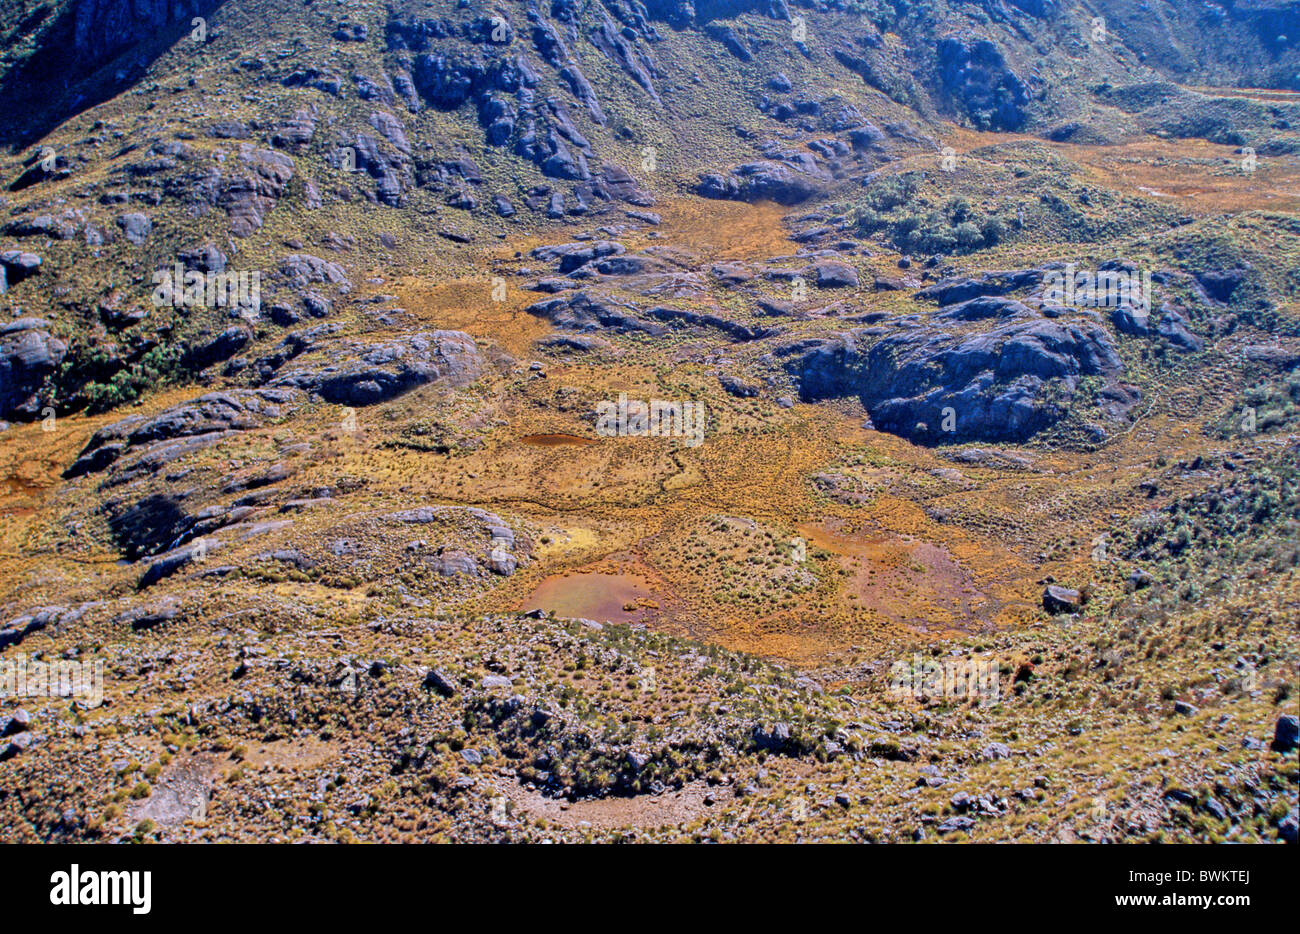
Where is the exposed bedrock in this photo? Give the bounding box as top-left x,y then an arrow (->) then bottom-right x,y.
778,316 -> 1133,443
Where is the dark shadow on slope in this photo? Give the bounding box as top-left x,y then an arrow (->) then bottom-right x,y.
107,492 -> 193,561
0,0 -> 226,150
639,0 -> 790,28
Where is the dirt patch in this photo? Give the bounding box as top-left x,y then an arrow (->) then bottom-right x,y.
799,519 -> 997,635
130,753 -> 217,828
490,779 -> 714,832
241,735 -> 339,771
652,198 -> 792,261
391,274 -> 551,358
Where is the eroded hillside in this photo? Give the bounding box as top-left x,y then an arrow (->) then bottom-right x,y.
0,0 -> 1296,843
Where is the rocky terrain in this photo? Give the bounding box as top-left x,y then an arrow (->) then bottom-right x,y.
0,0 -> 1296,843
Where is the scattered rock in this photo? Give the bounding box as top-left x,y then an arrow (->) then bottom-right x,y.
1273,715 -> 1299,753
1042,585 -> 1082,614
423,669 -> 457,696
115,212 -> 152,244
116,597 -> 182,631
813,261 -> 859,289
938,815 -> 976,834
980,742 -> 1011,761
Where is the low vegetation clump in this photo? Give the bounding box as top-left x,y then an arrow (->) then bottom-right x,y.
849,173 -> 1008,255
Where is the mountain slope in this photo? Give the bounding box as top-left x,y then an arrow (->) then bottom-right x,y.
0,0 -> 1296,844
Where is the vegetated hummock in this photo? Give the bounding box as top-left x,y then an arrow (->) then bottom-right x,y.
0,0 -> 1296,843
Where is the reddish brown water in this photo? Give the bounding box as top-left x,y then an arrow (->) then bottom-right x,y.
518,433 -> 597,447
521,570 -> 655,623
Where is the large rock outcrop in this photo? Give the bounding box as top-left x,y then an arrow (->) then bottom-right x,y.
697,160 -> 829,205
0,318 -> 66,420
270,331 -> 484,405
66,388 -> 302,479
937,37 -> 1031,131
780,316 -> 1129,442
